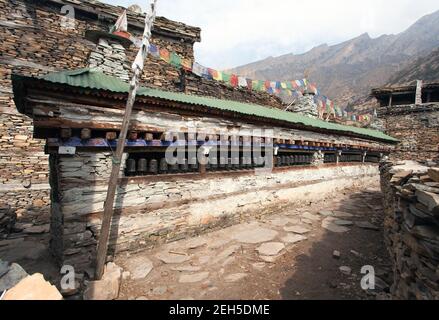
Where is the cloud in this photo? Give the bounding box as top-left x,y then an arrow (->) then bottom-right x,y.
106,0 -> 438,69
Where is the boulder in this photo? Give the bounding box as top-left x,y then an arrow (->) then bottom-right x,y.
416,190 -> 439,215
428,168 -> 439,183
0,262 -> 28,292
3,274 -> 62,300
83,263 -> 122,300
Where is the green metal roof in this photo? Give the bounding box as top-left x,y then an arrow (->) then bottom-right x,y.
38,68 -> 397,143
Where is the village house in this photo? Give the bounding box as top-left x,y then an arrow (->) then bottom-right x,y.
372,82 -> 439,162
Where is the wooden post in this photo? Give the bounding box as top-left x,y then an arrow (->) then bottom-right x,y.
95,0 -> 158,280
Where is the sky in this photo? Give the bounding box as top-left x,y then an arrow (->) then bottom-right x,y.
105,0 -> 439,69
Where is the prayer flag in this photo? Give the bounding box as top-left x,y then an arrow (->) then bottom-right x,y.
159,48 -> 170,63
149,44 -> 160,58
231,74 -> 239,87
238,77 -> 247,87
222,72 -> 231,83
170,52 -> 182,68
181,59 -> 192,71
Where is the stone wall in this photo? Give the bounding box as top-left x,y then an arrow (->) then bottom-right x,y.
378,103 -> 439,162
50,152 -> 379,272
380,160 -> 439,299
0,0 -> 282,227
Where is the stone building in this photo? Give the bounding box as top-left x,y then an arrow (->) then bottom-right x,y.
372,83 -> 439,162
0,0 -> 282,216
3,0 -> 399,275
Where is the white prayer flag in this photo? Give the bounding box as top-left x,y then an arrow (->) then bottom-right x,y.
238,77 -> 247,87
113,10 -> 128,33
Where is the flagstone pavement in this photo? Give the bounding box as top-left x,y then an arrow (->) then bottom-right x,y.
116,183 -> 392,300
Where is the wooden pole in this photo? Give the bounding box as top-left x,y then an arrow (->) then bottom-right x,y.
95,0 -> 158,280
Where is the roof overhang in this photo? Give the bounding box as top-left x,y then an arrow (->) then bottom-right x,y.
12,71 -> 399,144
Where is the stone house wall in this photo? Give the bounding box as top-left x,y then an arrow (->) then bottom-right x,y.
0,0 -> 283,186
380,160 -> 439,299
378,103 -> 439,162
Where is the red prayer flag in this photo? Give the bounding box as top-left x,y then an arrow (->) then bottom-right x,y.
230,74 -> 238,87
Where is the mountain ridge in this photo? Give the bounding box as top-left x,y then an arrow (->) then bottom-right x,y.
229,9 -> 439,107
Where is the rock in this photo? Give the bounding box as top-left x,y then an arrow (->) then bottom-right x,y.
211,245 -> 241,264
319,210 -> 334,217
428,168 -> 439,183
333,211 -> 354,218
122,271 -> 131,280
256,242 -> 285,256
0,263 -> 28,292
259,254 -> 283,263
24,225 -> 49,234
373,277 -> 390,293
178,272 -> 209,283
183,237 -> 207,250
281,234 -> 307,244
232,227 -> 278,244
125,256 -> 153,280
283,225 -> 310,234
301,218 -> 314,225
171,265 -> 202,272
3,274 -> 63,300
350,250 -> 362,257
269,217 -> 294,227
83,263 -> 122,300
339,266 -> 352,275
302,212 -> 321,221
355,221 -> 380,231
136,296 -> 149,300
322,217 -> 350,233
156,251 -> 190,264
152,286 -> 167,295
251,262 -> 266,271
224,273 -> 247,283
32,199 -> 45,207
333,250 -> 341,259
334,220 -> 354,226
416,190 -> 439,214
0,260 -> 9,278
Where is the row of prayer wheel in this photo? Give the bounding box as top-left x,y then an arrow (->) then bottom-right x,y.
275,154 -> 312,167
125,156 -> 268,176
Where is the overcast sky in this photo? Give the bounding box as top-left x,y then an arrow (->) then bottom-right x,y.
105,0 -> 439,69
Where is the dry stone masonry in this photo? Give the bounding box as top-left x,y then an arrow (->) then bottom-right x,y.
378,103 -> 439,162
380,160 -> 439,299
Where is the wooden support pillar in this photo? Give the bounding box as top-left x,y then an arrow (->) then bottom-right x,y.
388,94 -> 393,108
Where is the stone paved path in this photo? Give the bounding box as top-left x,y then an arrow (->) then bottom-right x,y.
116,184 -> 392,300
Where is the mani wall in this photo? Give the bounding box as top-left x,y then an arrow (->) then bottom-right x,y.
381,161 -> 439,299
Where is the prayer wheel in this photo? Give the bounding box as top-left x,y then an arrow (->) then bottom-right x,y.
180,159 -> 189,172
149,159 -> 158,175
125,159 -> 136,176
137,158 -> 147,175
159,158 -> 168,174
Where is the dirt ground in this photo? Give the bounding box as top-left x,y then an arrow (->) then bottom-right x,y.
116,182 -> 393,300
